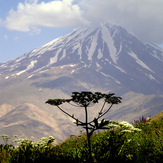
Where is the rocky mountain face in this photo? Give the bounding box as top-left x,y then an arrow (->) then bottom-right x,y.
0,23 -> 163,142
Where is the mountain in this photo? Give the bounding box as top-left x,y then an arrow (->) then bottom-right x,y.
1,23 -> 163,94
0,103 -> 74,143
0,23 -> 163,142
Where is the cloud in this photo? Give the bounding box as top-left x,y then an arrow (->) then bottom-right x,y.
4,0 -> 88,32
2,0 -> 163,44
0,18 -> 3,26
79,0 -> 163,43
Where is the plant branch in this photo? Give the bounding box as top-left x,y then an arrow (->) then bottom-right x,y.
97,103 -> 113,120
57,106 -> 83,125
88,103 -> 113,125
98,101 -> 106,118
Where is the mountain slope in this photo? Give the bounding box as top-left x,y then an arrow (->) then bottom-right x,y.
1,23 -> 163,95
0,103 -> 77,143
0,23 -> 163,142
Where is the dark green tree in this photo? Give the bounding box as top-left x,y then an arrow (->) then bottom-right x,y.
46,91 -> 121,162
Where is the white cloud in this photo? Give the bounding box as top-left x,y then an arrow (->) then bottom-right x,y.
0,18 -> 3,26
79,0 -> 163,43
4,0 -> 88,32
2,0 -> 163,44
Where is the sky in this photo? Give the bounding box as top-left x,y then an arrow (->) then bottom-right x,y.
0,0 -> 163,63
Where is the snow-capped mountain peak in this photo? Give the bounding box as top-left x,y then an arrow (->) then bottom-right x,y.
0,23 -> 163,94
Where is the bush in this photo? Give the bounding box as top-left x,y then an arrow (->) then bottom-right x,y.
0,117 -> 163,162
119,119 -> 163,162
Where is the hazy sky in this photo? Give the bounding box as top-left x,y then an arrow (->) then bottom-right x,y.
0,0 -> 163,62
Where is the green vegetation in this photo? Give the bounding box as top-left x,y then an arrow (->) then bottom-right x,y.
0,113 -> 163,162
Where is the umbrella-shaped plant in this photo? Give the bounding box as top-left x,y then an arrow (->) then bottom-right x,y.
46,91 -> 122,162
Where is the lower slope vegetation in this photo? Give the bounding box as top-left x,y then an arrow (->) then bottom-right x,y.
0,111 -> 163,162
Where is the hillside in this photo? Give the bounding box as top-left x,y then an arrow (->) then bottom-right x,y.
150,110 -> 163,123
0,110 -> 162,162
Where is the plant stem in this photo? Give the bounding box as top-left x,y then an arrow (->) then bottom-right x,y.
84,106 -> 92,162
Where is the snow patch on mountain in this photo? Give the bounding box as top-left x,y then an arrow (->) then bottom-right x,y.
60,64 -> 77,69
25,37 -> 65,60
116,43 -> 122,56
114,65 -> 126,73
5,76 -> 9,79
28,74 -> 34,79
145,73 -> 160,84
128,52 -> 154,73
101,26 -> 117,64
152,50 -> 163,62
16,56 -> 26,62
60,49 -> 66,60
88,30 -> 99,60
97,49 -> 103,59
49,49 -> 61,65
100,72 -> 121,84
16,60 -> 37,76
96,62 -> 102,70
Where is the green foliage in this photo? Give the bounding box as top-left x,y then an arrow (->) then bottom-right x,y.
0,135 -> 10,145
119,119 -> 163,162
1,118 -> 162,162
0,136 -> 76,163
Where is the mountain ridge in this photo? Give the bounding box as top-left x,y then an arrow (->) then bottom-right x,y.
1,23 -> 163,95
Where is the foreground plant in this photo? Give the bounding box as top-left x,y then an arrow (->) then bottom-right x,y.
0,135 -> 10,145
46,91 -> 122,161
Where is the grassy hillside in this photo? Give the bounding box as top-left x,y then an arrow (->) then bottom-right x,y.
150,110 -> 163,122
0,110 -> 163,162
